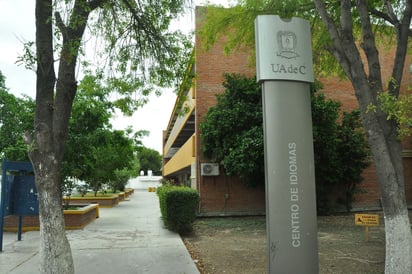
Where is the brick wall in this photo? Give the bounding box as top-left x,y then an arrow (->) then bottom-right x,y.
404,158 -> 412,205
353,163 -> 381,209
198,175 -> 266,216
318,46 -> 412,210
195,7 -> 264,215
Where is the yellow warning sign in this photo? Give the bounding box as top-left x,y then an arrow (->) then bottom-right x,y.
355,214 -> 379,226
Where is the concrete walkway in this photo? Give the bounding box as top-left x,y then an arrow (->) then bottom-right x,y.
0,190 -> 200,274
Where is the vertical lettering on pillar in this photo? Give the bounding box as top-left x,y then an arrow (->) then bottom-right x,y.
288,142 -> 300,247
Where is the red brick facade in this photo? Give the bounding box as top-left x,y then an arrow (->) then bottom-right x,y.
318,44 -> 412,210
189,7 -> 412,215
194,7 -> 265,216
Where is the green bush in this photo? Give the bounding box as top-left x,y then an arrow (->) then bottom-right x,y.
157,185 -> 199,234
157,185 -> 169,223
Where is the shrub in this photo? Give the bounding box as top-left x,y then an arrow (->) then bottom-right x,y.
157,184 -> 169,222
157,184 -> 199,234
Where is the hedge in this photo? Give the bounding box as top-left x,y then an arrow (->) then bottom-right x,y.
157,185 -> 199,233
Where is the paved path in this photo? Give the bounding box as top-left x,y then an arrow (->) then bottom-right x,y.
0,190 -> 199,274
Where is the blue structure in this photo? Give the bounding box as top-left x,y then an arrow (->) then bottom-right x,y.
0,159 -> 38,252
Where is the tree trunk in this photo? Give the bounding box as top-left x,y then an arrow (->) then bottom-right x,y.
33,0 -> 100,272
363,106 -> 412,274
384,210 -> 412,273
33,1 -> 75,273
36,160 -> 74,273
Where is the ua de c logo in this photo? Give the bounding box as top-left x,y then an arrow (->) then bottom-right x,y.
277,31 -> 299,59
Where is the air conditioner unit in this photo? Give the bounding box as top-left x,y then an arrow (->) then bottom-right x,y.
201,163 -> 219,176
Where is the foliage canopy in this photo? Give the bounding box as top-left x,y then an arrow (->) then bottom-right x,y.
137,146 -> 162,176
200,73 -> 264,186
0,73 -> 34,161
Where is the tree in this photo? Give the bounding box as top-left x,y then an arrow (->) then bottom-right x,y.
111,157 -> 140,192
83,129 -> 135,196
312,92 -> 369,214
137,146 -> 163,176
0,72 -> 35,161
200,74 -> 369,213
337,109 -> 371,211
200,73 -> 264,187
63,75 -> 142,196
313,2 -> 412,272
27,1 -> 191,272
373,91 -> 412,138
200,1 -> 412,272
0,70 -> 6,89
62,74 -> 114,188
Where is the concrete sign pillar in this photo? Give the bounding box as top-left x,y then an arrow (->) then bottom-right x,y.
255,15 -> 318,273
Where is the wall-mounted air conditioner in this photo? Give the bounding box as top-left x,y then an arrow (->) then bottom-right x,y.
201,163 -> 219,176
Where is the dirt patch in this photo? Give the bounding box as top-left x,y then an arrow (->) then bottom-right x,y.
182,214 -> 385,274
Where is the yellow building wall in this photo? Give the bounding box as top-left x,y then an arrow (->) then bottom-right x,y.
163,134 -> 195,176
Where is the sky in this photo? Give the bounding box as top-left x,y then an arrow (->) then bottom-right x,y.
0,0 -> 231,154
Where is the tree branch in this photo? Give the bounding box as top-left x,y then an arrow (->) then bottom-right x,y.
369,7 -> 398,26
89,0 -> 107,10
313,0 -> 352,79
387,0 -> 412,96
367,3 -> 412,37
54,12 -> 68,41
121,0 -> 172,54
340,0 -> 353,38
53,0 -> 98,160
356,0 -> 382,93
383,0 -> 399,24
34,0 -> 55,159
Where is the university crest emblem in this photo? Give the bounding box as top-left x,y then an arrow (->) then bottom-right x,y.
277,31 -> 299,59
